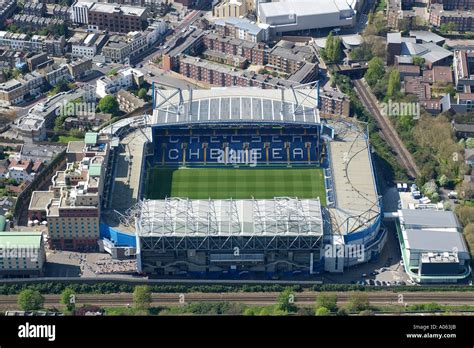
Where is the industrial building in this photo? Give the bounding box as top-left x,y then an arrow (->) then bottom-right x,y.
258,0 -> 357,37
397,209 -> 471,283
0,231 -> 46,278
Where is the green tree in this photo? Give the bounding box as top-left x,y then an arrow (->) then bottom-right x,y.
277,288 -> 298,313
348,292 -> 370,312
133,285 -> 152,311
466,138 -> 474,149
17,289 -> 44,311
315,307 -> 331,316
438,174 -> 448,187
60,288 -> 76,312
336,307 -> 349,316
365,57 -> 385,87
138,88 -> 148,100
387,69 -> 401,98
413,56 -> 425,67
98,95 -> 120,115
315,292 -> 338,312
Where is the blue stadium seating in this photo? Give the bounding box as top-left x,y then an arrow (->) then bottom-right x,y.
152,126 -> 327,166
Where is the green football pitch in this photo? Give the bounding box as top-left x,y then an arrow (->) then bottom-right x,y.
145,167 -> 326,204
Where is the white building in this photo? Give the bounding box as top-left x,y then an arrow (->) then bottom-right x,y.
397,209 -> 471,283
0,232 -> 46,277
72,33 -> 99,58
71,0 -> 93,24
7,159 -> 43,183
0,31 -> 45,52
145,20 -> 167,46
96,67 -> 144,98
258,0 -> 357,36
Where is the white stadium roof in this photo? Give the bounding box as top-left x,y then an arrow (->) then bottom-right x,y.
152,87 -> 321,126
137,197 -> 323,237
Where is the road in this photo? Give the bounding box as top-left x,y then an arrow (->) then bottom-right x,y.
353,78 -> 421,179
1,291 -> 474,308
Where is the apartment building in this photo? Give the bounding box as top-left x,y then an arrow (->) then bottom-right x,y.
0,31 -> 65,56
319,90 -> 351,118
179,55 -> 317,88
71,32 -> 108,59
117,89 -> 145,112
102,31 -> 147,63
7,159 -> 43,183
0,79 -> 28,106
428,0 -> 474,10
429,4 -> 474,31
28,133 -> 110,250
0,0 -> 17,24
39,64 -> 71,86
72,1 -> 149,33
203,32 -> 266,65
96,67 -> 144,97
267,41 -> 316,75
214,17 -> 269,43
68,58 -> 93,79
14,89 -> 90,142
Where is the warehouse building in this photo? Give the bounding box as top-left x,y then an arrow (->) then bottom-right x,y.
397,209 -> 471,283
258,0 -> 357,37
0,232 -> 46,278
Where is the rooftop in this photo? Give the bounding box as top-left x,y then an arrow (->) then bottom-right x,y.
138,197 -> 323,237
152,87 -> 321,126
400,209 -> 460,229
0,231 -> 43,248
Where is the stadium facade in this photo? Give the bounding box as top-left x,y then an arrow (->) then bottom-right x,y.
111,86 -> 384,278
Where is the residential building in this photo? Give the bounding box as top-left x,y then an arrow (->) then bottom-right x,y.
267,40 -> 316,75
72,1 -> 149,33
27,53 -> 52,71
71,32 -> 108,59
0,232 -> 46,278
319,90 -> 350,118
0,79 -> 28,106
39,64 -> 71,86
14,89 -> 89,142
453,122 -> 474,138
203,32 -> 266,65
101,31 -> 147,63
7,159 -> 43,183
68,58 -> 93,79
214,17 -> 269,42
96,67 -> 144,97
64,113 -> 112,131
0,0 -> 17,24
117,89 -> 145,112
429,4 -> 474,32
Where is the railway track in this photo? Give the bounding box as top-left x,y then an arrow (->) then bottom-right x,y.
1,291 -> 474,308
353,79 -> 420,179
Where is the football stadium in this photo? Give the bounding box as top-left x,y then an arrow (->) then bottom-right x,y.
106,85 -> 385,278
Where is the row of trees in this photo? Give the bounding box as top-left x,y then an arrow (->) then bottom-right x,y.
14,287 -> 469,316
321,33 -> 343,64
